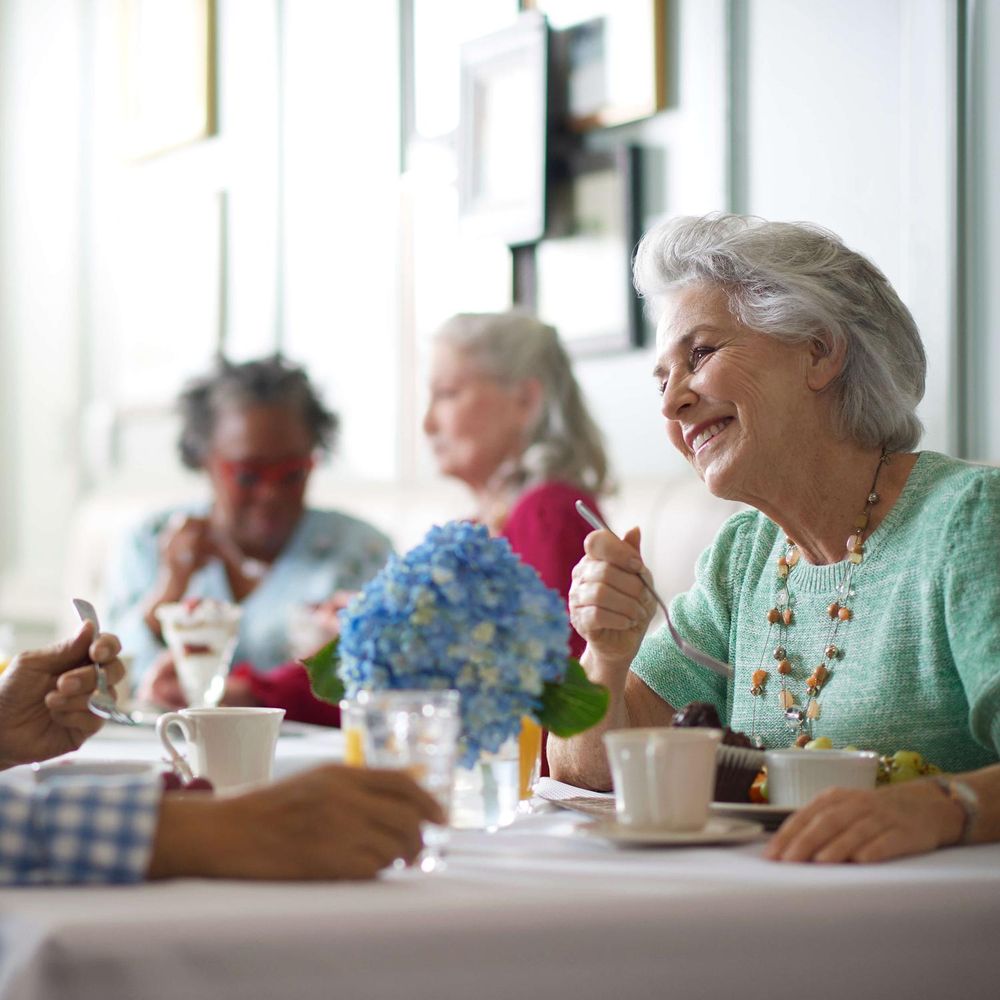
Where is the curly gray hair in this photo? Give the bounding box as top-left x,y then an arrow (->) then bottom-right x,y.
633,213 -> 926,452
434,312 -> 610,495
177,355 -> 338,469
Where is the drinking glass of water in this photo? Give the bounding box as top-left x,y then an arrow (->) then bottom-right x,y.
354,689 -> 461,873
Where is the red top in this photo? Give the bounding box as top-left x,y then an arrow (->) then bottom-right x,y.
232,481 -> 603,771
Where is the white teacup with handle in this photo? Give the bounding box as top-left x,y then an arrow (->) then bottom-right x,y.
604,727 -> 722,831
156,707 -> 285,792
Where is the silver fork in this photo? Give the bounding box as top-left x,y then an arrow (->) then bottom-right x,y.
574,500 -> 733,679
72,598 -> 137,725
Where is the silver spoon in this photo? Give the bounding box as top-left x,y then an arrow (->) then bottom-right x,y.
574,500 -> 733,679
72,598 -> 137,725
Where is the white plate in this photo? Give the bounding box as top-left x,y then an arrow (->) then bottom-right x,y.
32,759 -> 163,783
710,801 -> 793,829
579,816 -> 764,846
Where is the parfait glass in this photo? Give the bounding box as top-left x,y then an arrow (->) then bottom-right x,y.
155,600 -> 242,708
354,689 -> 461,873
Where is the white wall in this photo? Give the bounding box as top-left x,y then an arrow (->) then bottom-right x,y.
0,0 -> 85,637
969,0 -> 1000,460
280,0 -> 401,480
737,0 -> 959,455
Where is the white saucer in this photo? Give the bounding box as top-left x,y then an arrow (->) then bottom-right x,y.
32,759 -> 164,783
579,816 -> 764,846
709,802 -> 793,830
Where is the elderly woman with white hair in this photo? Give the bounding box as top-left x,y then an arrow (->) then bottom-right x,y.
549,213 -> 1000,862
424,311 -> 611,773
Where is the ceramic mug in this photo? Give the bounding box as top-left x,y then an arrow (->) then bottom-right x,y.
603,727 -> 722,831
156,707 -> 285,792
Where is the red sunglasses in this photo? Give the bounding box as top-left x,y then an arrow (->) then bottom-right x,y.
211,455 -> 315,491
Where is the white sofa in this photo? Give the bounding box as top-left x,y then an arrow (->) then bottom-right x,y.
60,470 -> 745,637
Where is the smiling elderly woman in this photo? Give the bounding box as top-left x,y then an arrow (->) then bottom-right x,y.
548,213 -> 1000,864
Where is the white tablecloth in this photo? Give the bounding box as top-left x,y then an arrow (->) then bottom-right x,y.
2,726 -> 998,1000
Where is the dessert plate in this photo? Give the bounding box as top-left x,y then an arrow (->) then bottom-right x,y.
710,801 -> 793,830
579,816 -> 764,846
32,759 -> 163,783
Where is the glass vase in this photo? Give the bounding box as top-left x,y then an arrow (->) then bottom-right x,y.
451,735 -> 522,831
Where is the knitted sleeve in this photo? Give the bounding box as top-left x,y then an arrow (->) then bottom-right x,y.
630,510 -> 757,720
501,482 -> 598,660
942,469 -> 1000,756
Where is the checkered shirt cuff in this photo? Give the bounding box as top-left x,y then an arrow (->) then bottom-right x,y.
1,776 -> 161,885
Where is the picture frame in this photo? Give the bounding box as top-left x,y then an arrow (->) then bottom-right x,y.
120,0 -> 218,160
457,10 -> 548,246
529,144 -> 644,355
526,0 -> 666,131
399,0 -> 521,163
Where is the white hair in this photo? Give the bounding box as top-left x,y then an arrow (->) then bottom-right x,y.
633,213 -> 926,452
434,311 -> 610,495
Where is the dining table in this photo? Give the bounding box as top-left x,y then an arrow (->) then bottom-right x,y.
1,721 -> 998,1000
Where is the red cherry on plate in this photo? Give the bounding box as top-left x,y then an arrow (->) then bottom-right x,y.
160,771 -> 183,792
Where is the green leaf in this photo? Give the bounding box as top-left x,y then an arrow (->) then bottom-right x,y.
537,658 -> 609,737
301,637 -> 345,705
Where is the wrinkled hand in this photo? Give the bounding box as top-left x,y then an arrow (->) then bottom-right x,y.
150,764 -> 446,880
0,623 -> 125,768
137,650 -> 187,709
569,526 -> 656,672
159,514 -> 217,590
313,591 -> 356,636
764,780 -> 964,864
143,516 -> 221,639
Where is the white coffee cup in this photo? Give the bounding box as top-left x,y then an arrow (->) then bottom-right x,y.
156,707 -> 285,792
603,727 -> 722,831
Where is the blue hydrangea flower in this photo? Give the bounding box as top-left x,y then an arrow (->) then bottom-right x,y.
338,522 -> 570,767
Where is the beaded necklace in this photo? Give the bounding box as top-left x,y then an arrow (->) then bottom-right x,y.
749,450 -> 890,747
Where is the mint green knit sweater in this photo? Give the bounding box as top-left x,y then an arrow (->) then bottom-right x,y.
631,452 -> 1000,772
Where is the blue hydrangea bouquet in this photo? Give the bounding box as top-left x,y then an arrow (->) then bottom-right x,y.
303,521 -> 608,768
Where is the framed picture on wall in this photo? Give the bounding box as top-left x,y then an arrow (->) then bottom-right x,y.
120,0 -> 218,160
399,0 -> 521,163
533,144 -> 644,355
525,0 -> 666,131
457,10 -> 548,245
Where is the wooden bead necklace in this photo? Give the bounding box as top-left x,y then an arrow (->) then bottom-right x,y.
749,450 -> 890,746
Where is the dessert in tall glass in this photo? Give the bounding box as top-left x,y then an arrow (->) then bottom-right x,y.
155,598 -> 242,708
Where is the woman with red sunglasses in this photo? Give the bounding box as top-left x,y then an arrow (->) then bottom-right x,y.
105,356 -> 392,704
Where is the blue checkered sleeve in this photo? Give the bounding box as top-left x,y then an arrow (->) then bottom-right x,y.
0,777 -> 161,885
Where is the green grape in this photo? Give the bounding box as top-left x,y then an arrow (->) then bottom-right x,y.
804,736 -> 834,750
889,765 -> 922,784
892,750 -> 924,770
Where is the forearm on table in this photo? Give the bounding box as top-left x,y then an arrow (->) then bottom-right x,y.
147,796 -> 235,879
547,652 -> 674,790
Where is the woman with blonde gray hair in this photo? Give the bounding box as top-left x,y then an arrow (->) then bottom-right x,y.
424,310 -> 612,773
550,213 -> 1000,863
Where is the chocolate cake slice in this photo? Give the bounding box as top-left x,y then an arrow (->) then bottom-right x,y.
671,701 -> 765,802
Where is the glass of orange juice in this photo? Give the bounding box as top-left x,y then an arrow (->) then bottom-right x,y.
339,699 -> 366,766
518,717 -> 542,803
